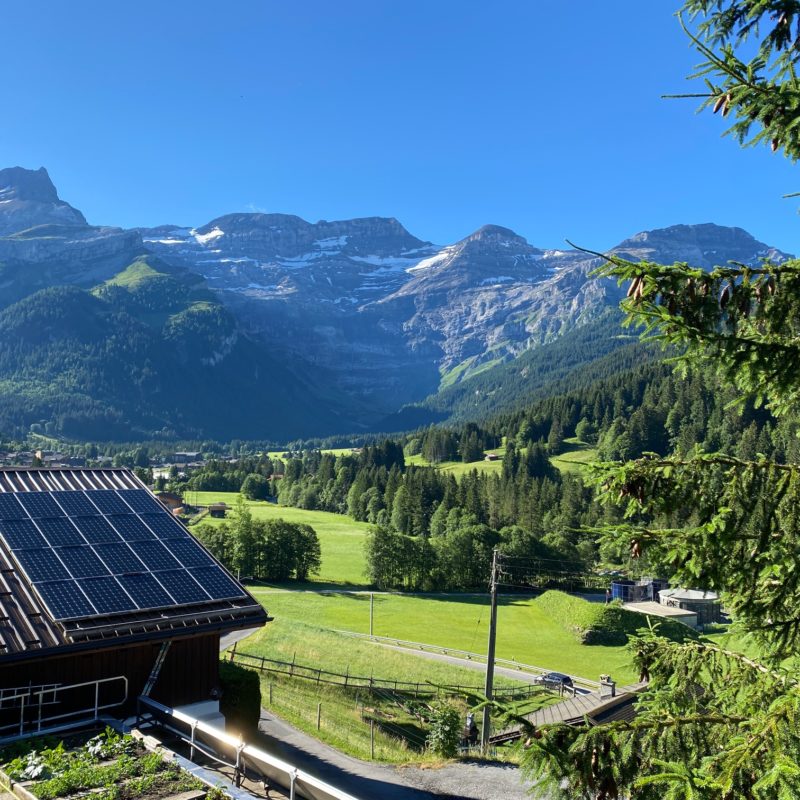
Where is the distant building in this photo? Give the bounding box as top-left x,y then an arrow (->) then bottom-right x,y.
171,452 -> 202,464
484,453 -> 500,461
208,502 -> 228,518
611,577 -> 668,604
660,588 -> 721,626
156,491 -> 183,511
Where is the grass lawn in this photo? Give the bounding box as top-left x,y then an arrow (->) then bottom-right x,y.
246,590 -> 638,685
188,492 -> 370,585
550,437 -> 599,474
405,451 -> 505,478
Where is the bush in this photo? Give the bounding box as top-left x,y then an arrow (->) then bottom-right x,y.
425,702 -> 461,758
219,660 -> 262,737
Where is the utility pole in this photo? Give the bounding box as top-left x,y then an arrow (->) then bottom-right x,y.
481,548 -> 499,752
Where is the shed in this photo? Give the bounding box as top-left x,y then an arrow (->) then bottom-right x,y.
0,468 -> 268,738
208,502 -> 228,519
156,491 -> 183,511
660,588 -> 721,626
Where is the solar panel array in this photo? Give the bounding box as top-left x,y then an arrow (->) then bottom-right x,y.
0,488 -> 246,621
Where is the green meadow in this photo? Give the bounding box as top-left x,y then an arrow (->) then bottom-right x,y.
550,438 -> 599,474
188,492 -> 370,585
244,589 -> 639,685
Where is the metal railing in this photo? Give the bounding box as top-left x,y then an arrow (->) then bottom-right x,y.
0,676 -> 128,740
0,684 -> 60,710
139,696 -> 363,800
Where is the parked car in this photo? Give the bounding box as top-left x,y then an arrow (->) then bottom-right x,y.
537,671 -> 574,691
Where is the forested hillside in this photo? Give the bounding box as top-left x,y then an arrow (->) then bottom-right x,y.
0,256 -> 348,440
181,356 -> 798,591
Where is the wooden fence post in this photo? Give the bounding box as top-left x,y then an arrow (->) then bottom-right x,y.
317,703 -> 321,730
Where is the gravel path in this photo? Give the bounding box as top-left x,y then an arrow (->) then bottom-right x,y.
257,707 -> 539,799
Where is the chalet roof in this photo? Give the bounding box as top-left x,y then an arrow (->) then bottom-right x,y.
0,468 -> 268,661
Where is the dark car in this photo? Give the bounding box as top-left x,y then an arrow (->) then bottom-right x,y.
537,671 -> 574,691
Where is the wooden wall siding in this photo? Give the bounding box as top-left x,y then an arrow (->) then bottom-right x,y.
0,633 -> 221,724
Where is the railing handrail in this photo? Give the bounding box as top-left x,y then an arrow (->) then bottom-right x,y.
140,696 -> 363,800
0,683 -> 61,701
0,675 -> 128,739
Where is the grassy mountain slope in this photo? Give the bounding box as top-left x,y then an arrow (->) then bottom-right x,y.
0,258 -> 354,441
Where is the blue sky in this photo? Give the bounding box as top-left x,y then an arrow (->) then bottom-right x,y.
2,1 -> 797,251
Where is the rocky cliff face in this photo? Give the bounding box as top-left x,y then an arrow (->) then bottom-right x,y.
143,210 -> 792,413
0,167 -> 87,235
1,165 -> 792,429
0,168 -> 143,304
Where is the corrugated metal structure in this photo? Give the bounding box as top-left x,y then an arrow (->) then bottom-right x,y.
0,468 -> 268,724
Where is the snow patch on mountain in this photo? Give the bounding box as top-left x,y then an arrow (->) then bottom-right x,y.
194,227 -> 224,245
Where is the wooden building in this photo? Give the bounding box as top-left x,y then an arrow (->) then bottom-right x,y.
0,468 -> 268,738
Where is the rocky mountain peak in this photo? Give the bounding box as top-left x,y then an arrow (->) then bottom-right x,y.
612,222 -> 792,268
462,224 -> 533,247
0,166 -> 61,203
0,166 -> 87,236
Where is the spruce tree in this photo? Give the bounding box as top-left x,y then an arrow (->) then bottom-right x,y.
518,3 -> 800,798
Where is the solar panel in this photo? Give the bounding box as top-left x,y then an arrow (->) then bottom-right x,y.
34,579 -> 95,620
16,493 -> 64,519
156,569 -> 211,604
167,538 -> 215,568
117,489 -> 164,515
0,519 -> 49,550
56,546 -> 111,579
117,573 -> 174,609
80,576 -> 137,614
132,540 -> 181,572
192,565 -> 247,601
138,513 -> 187,540
51,491 -> 99,517
0,494 -> 26,520
36,517 -> 85,547
1,483 -> 251,622
13,549 -> 69,582
106,515 -> 157,542
93,542 -> 146,575
72,516 -> 122,544
85,490 -> 131,516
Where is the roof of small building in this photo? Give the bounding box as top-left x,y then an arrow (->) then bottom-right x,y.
623,601 -> 698,619
660,588 -> 720,602
0,468 -> 268,663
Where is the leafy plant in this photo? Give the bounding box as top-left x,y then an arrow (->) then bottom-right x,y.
425,702 -> 462,758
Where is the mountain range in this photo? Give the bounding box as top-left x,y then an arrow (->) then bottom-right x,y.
0,166 -> 790,441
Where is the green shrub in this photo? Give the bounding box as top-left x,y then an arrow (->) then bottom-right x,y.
425,702 -> 462,758
220,660 -> 262,736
